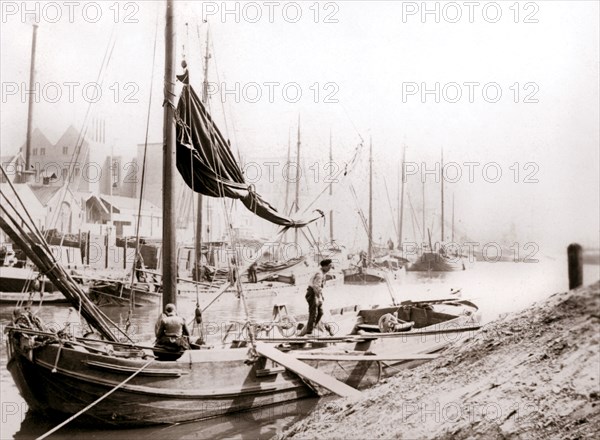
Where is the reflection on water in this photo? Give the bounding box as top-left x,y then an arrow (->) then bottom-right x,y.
13,399 -> 320,440
1,259 -> 598,439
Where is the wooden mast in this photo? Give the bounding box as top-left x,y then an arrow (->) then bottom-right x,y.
162,0 -> 177,307
294,115 -> 301,245
368,137 -> 373,263
329,129 -> 334,243
24,24 -> 38,177
284,127 -> 291,243
398,144 -> 406,251
194,29 -> 210,281
441,147 -> 444,244
422,180 -> 425,245
452,193 -> 455,243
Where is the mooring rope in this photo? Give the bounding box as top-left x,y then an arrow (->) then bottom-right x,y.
36,359 -> 153,440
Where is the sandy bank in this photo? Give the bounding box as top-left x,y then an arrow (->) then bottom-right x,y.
277,281 -> 600,439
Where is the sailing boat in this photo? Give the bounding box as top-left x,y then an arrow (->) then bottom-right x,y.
343,138 -> 389,284
1,4 -> 482,428
407,150 -> 465,272
0,3 -> 381,426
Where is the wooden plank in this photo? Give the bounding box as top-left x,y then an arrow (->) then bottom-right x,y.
255,335 -> 379,343
256,367 -> 286,377
85,360 -> 184,377
293,353 -> 439,361
358,325 -> 481,337
254,342 -> 362,399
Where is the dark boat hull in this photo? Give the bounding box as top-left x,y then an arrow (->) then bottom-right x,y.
0,291 -> 69,305
0,267 -> 56,292
86,282 -> 161,307
342,267 -> 386,284
6,333 -> 380,427
406,253 -> 465,272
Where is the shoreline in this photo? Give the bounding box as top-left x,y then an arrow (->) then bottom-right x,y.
276,280 -> 600,439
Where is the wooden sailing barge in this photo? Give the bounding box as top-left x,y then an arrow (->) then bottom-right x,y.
1,3 -> 479,429
0,3 -> 366,426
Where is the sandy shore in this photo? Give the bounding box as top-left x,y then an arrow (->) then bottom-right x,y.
277,281 -> 600,439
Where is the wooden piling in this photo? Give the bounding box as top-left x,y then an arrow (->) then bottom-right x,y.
104,233 -> 109,269
86,231 -> 91,266
567,243 -> 583,289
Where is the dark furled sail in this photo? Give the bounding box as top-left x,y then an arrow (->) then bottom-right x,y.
175,73 -> 323,228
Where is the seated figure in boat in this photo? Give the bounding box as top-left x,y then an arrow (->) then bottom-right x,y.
154,303 -> 191,360
378,312 -> 414,333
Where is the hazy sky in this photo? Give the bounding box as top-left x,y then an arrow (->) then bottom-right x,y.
1,1 -> 598,254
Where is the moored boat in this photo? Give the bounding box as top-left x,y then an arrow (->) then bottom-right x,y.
342,266 -> 387,284
0,4 -> 373,427
407,250 -> 466,272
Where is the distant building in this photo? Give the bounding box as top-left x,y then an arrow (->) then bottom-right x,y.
0,183 -> 46,233
0,151 -> 26,183
81,193 -> 161,237
22,121 -> 133,196
96,194 -> 162,237
29,185 -> 84,233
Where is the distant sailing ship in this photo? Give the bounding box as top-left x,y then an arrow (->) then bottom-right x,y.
343,138 -> 393,284
408,150 -> 465,272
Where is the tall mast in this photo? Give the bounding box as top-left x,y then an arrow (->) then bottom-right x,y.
422,180 -> 425,245
194,29 -> 210,281
294,115 -> 301,245
441,147 -> 444,243
24,24 -> 38,175
398,144 -> 406,251
368,137 -> 373,262
162,0 -> 177,307
284,127 -> 292,242
329,129 -> 333,243
452,193 -> 455,243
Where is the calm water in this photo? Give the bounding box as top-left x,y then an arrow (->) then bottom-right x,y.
1,258 -> 598,439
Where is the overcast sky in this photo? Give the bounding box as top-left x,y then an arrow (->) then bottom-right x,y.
1,1 -> 598,254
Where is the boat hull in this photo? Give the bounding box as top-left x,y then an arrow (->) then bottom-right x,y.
406,253 -> 465,272
6,332 -> 380,426
342,267 -> 386,284
0,267 -> 56,292
86,282 -> 161,307
0,291 -> 69,305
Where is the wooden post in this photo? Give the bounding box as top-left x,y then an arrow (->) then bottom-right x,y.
567,243 -> 583,289
86,231 -> 91,265
123,238 -> 127,270
104,232 -> 108,269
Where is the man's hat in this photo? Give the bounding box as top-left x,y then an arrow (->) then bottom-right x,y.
165,303 -> 177,315
320,259 -> 333,267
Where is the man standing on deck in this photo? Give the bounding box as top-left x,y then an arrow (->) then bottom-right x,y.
304,259 -> 333,336
135,251 -> 146,282
247,261 -> 258,283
